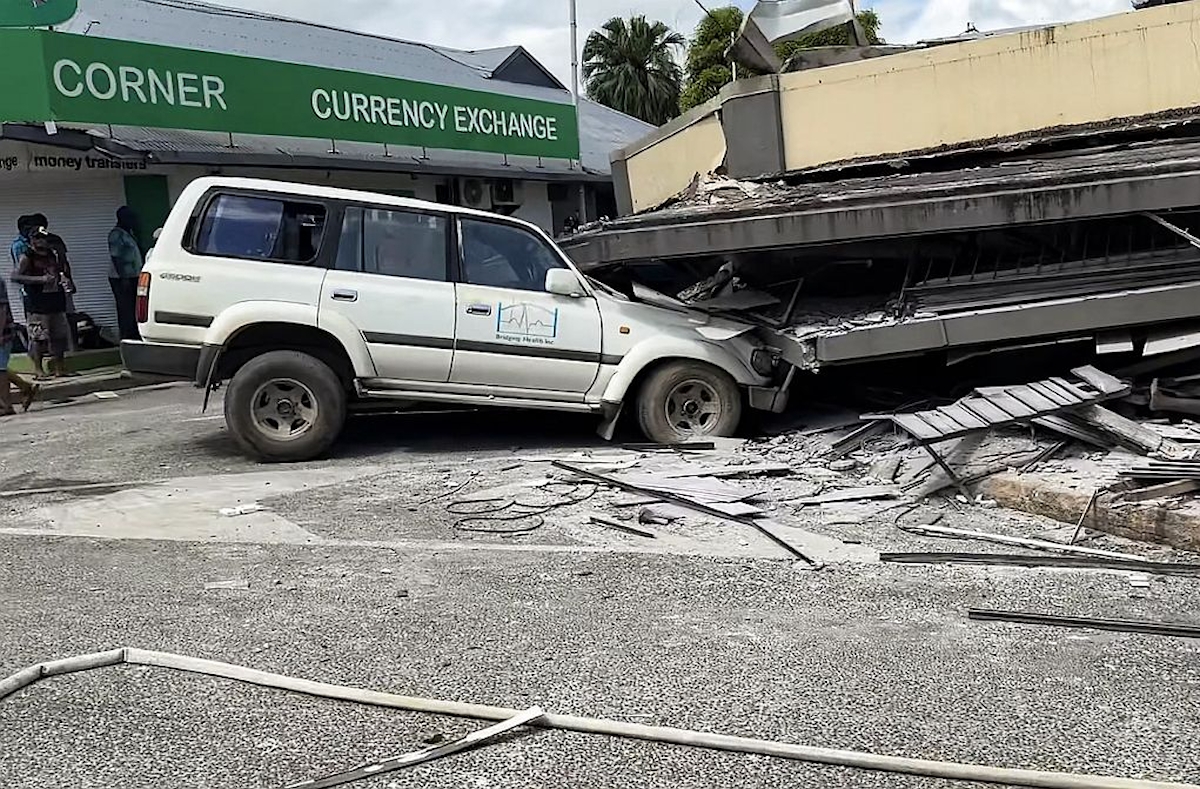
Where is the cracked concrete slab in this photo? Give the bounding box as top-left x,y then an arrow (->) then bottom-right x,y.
1,468 -> 381,544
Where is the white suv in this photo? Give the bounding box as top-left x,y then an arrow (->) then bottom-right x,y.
122,177 -> 788,461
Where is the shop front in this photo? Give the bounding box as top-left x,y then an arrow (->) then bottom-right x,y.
0,5 -> 647,339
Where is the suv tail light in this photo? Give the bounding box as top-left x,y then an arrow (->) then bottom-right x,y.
135,272 -> 151,323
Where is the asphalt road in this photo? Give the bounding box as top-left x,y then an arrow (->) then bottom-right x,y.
2,386 -> 1199,789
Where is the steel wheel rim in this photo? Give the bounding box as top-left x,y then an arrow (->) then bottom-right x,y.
664,378 -> 723,436
250,378 -> 319,442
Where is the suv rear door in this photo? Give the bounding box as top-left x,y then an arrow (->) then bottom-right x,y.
320,204 -> 456,382
147,191 -> 329,345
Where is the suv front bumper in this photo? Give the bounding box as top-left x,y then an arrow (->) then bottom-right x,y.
121,340 -> 202,380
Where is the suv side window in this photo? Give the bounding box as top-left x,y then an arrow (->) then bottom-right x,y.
193,193 -> 327,264
335,206 -> 448,282
460,218 -> 565,292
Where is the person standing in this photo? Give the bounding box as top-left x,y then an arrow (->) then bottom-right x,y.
108,206 -> 144,341
0,268 -> 37,415
28,213 -> 73,282
10,215 -> 32,267
11,228 -> 73,380
29,213 -> 77,352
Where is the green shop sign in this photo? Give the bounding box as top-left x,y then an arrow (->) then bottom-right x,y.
0,28 -> 581,160
0,0 -> 77,27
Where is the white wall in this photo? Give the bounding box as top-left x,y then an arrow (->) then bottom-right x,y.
512,180 -> 553,233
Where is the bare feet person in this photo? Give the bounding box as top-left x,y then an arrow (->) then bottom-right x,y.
8,368 -> 37,412
0,285 -> 21,416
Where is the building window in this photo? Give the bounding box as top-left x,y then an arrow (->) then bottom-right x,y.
459,218 -> 565,292
335,207 -> 448,282
194,193 -> 326,264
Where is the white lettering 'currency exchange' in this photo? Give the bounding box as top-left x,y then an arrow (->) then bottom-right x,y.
310,89 -> 559,141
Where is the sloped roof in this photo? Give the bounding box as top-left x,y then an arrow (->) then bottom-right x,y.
432,45 -> 522,76
57,0 -> 652,174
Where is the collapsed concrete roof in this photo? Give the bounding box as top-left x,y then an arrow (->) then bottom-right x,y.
562,133 -> 1200,268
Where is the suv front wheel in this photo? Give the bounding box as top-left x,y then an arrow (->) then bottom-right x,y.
636,361 -> 743,444
224,350 -> 347,462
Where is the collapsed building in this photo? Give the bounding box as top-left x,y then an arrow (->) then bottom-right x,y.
560,1 -> 1200,384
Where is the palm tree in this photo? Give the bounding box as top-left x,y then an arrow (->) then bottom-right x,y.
583,16 -> 685,126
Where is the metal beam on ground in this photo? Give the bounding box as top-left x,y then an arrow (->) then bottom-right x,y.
967,609 -> 1200,640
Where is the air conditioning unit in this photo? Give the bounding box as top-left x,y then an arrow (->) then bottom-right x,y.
490,178 -> 522,206
461,178 -> 488,209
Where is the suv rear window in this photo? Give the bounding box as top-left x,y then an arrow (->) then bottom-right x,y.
194,193 -> 327,264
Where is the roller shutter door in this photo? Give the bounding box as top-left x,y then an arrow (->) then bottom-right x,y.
0,173 -> 125,333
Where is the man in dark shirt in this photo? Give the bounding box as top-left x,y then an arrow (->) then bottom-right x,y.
29,214 -> 72,279
11,228 -> 73,379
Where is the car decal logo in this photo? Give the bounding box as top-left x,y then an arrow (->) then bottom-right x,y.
496,302 -> 558,341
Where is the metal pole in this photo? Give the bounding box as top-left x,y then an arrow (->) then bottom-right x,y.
569,0 -> 580,106
569,0 -> 587,222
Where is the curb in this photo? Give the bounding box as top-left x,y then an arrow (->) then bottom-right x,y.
35,371 -> 180,403
980,473 -> 1200,553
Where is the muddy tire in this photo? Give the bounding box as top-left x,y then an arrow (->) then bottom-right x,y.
224,350 -> 346,462
636,361 -> 743,444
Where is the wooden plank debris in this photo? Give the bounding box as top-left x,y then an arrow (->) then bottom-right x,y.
1121,460 -> 1200,480
658,463 -> 791,479
1119,480 -> 1200,502
589,515 -> 657,539
829,421 -> 892,458
613,474 -> 762,504
1074,405 -> 1172,456
901,522 -> 1146,562
1070,365 -> 1129,396
790,487 -> 900,506
1031,415 -> 1114,448
864,366 -> 1130,445
1028,381 -> 1077,407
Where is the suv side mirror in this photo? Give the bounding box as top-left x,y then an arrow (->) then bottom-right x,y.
546,268 -> 584,298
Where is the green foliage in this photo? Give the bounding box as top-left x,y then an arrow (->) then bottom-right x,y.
583,15 -> 686,126
680,6 -> 885,112
776,9 -> 883,56
681,6 -> 752,112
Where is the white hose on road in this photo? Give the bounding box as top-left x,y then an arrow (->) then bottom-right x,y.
1,647 -> 1196,789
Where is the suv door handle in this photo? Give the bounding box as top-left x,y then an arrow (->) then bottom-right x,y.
466,304 -> 493,316
331,289 -> 358,302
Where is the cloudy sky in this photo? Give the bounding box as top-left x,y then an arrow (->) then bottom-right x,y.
214,0 -> 1133,86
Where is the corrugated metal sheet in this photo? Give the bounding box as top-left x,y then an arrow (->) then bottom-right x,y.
62,0 -> 653,174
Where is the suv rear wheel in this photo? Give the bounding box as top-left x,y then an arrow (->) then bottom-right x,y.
636,361 -> 743,444
224,350 -> 347,462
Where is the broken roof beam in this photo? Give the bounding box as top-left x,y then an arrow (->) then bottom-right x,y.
809,280 -> 1200,367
